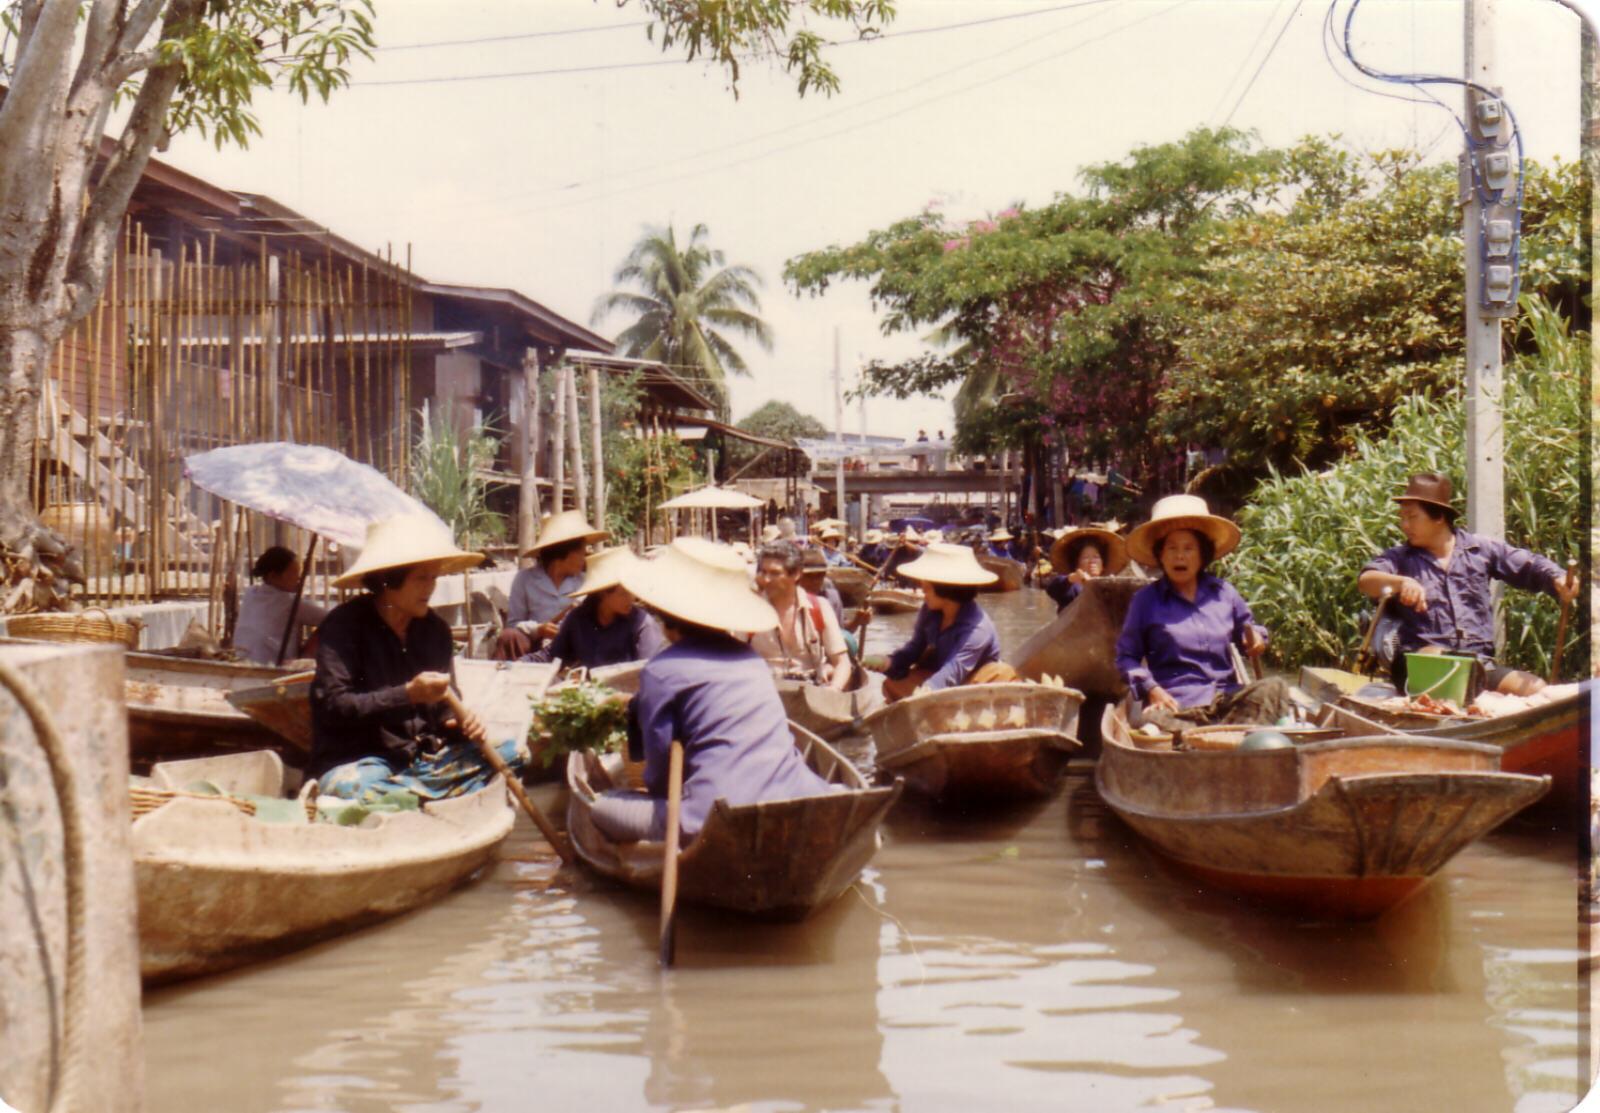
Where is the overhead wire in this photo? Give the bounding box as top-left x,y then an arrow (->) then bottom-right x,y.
1220,0 -> 1305,127
1207,0 -> 1289,126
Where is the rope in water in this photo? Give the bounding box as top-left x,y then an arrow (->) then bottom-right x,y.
0,655 -> 88,1113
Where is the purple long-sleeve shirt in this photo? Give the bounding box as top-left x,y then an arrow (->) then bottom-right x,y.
1115,574 -> 1265,707
885,599 -> 1002,691
635,636 -> 833,840
1362,529 -> 1564,659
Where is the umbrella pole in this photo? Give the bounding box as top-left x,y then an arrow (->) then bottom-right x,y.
276,533 -> 319,666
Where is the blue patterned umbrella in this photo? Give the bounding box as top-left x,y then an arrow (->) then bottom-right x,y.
183,442 -> 444,548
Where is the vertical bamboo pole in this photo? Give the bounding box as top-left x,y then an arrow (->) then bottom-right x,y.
566,363 -> 587,519
518,349 -> 544,556
551,364 -> 566,513
588,363 -> 605,527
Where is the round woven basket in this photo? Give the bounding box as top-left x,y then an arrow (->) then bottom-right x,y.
9,607 -> 141,649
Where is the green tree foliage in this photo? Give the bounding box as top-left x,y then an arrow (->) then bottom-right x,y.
725,399 -> 826,477
786,128 -> 1279,489
1224,295 -> 1586,679
1165,142 -> 1588,482
592,223 -> 773,417
605,434 -> 701,541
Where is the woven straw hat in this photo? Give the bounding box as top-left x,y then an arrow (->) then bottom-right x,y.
621,537 -> 778,633
759,524 -> 782,544
897,542 -> 999,586
1126,495 -> 1240,567
522,509 -> 608,557
818,525 -> 844,542
1048,528 -> 1129,577
334,513 -> 483,589
863,528 -> 885,545
570,545 -> 640,597
987,527 -> 1014,542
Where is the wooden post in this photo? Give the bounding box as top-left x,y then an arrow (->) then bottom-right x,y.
518,349 -> 544,560
566,363 -> 588,519
588,362 -> 606,527
551,363 -> 567,513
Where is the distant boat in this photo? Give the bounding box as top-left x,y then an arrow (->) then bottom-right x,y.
777,675 -> 884,741
868,587 -> 922,614
1007,577 -> 1144,701
975,554 -> 1024,592
826,566 -> 873,606
133,749 -> 513,984
566,723 -> 900,921
859,681 -> 1084,800
1096,704 -> 1549,918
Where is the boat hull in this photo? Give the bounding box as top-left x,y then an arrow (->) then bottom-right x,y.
868,588 -> 922,614
861,682 -> 1083,799
567,725 -> 900,920
1096,706 -> 1549,918
1007,577 -> 1144,700
134,765 -> 513,984
975,555 -> 1024,592
777,676 -> 884,741
124,653 -> 305,766
826,567 -> 873,606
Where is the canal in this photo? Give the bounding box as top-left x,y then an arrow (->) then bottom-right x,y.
142,589 -> 1588,1112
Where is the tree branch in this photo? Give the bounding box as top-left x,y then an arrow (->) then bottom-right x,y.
0,2 -> 78,166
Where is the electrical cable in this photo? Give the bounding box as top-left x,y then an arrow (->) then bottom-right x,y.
1220,0 -> 1305,126
1207,0 -> 1289,126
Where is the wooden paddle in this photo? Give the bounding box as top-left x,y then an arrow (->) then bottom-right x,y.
445,691 -> 573,865
1355,586 -> 1394,675
1548,559 -> 1578,684
820,542 -> 881,575
659,739 -> 685,968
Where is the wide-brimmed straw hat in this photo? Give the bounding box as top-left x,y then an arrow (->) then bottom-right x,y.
811,517 -> 846,534
1393,472 -> 1459,520
863,528 -> 885,545
620,537 -> 778,633
522,509 -> 608,557
1048,528 -> 1129,577
986,527 -> 1014,542
817,525 -> 844,542
335,513 -> 483,589
896,542 -> 999,586
1126,494 -> 1240,567
569,545 -> 640,597
759,524 -> 782,544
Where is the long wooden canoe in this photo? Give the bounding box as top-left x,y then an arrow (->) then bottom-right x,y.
1007,576 -> 1145,700
1329,682 -> 1586,813
227,658 -> 560,754
777,675 -> 884,741
123,652 -> 307,767
826,566 -> 873,606
975,554 -> 1025,592
1096,704 -> 1549,918
868,587 -> 922,614
859,682 -> 1084,799
566,723 -> 900,921
134,749 -> 514,984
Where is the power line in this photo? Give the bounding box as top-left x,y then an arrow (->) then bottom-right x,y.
377,21 -> 654,52
1221,0 -> 1304,126
1207,0 -> 1286,125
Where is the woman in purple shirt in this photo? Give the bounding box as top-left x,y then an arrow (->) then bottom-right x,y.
1115,495 -> 1285,729
589,538 -> 834,844
880,543 -> 1008,702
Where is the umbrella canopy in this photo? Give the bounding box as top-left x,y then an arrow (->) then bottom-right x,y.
658,485 -> 765,511
183,442 -> 445,548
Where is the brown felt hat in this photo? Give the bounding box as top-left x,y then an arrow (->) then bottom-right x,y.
1048,528 -> 1129,577
1394,472 -> 1459,520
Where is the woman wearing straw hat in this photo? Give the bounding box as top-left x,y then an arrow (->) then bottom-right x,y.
752,542 -> 854,691
495,510 -> 609,660
878,528 -> 925,587
587,538 -> 836,844
984,527 -> 1014,560
524,546 -> 666,671
1113,495 -> 1285,729
1044,527 -> 1128,614
310,513 -> 521,801
878,543 -> 1012,702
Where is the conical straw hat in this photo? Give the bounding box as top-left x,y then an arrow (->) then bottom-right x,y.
569,546 -> 640,597
1125,494 -> 1240,567
334,513 -> 483,589
522,509 -> 608,557
1048,528 -> 1129,576
987,527 -> 1014,542
620,537 -> 778,633
896,542 -> 999,586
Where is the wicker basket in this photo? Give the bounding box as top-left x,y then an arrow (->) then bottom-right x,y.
9,607 -> 141,649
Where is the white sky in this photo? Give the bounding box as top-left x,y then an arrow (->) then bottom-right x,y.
160,0 -> 1587,441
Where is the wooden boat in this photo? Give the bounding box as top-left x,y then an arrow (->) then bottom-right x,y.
1327,680 -> 1586,812
777,675 -> 884,740
227,658 -> 559,754
566,723 -> 900,920
123,651 -> 308,767
1096,704 -> 1550,918
975,554 -> 1024,592
133,749 -> 514,984
826,566 -> 873,606
859,682 -> 1084,799
868,587 -> 922,614
1008,576 -> 1145,700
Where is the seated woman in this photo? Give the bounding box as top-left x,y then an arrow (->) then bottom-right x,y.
1113,495 -> 1288,730
526,546 -> 665,670
1044,527 -> 1128,614
879,543 -> 1011,702
588,538 -> 836,845
309,514 -> 522,801
232,545 -> 330,664
751,542 -> 854,691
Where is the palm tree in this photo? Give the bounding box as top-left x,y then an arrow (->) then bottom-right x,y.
591,223 -> 773,416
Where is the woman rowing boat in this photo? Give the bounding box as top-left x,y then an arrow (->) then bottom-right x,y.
878,543 -> 1014,702
1043,526 -> 1128,614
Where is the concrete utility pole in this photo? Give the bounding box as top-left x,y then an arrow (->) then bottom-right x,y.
1462,0 -> 1512,544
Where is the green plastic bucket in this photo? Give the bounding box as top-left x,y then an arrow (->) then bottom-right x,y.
1403,652 -> 1473,704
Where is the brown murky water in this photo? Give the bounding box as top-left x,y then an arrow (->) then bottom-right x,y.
142,591 -> 1589,1112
